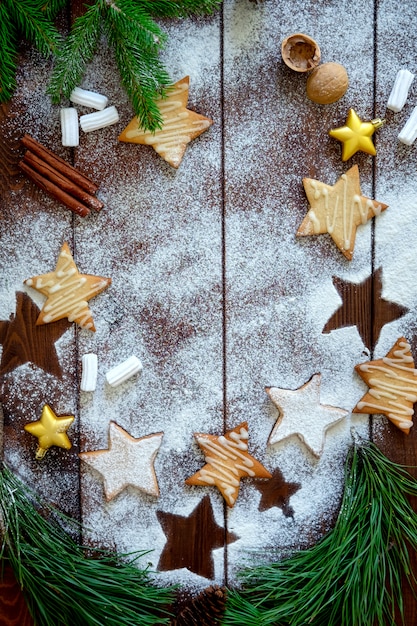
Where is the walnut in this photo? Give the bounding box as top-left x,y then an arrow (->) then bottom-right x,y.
281,33 -> 321,73
306,62 -> 349,104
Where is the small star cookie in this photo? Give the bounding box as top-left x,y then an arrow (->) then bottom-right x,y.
353,337 -> 417,434
266,374 -> 348,457
118,76 -> 213,168
24,242 -> 111,331
297,165 -> 388,260
185,422 -> 272,507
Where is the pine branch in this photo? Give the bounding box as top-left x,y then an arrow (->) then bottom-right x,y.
3,0 -> 62,56
0,4 -> 18,103
223,439 -> 417,626
0,465 -> 174,626
139,0 -> 222,18
42,0 -> 68,20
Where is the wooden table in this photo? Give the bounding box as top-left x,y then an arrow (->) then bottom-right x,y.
1,0 -> 417,623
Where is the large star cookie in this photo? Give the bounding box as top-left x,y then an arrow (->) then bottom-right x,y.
118,76 -> 213,168
24,242 -> 111,331
79,422 -> 163,501
185,422 -> 272,507
353,337 -> 417,434
24,404 -> 74,460
266,374 -> 348,457
297,165 -> 388,260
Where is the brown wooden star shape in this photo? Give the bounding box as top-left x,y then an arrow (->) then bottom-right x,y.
254,467 -> 300,517
297,165 -> 388,260
323,268 -> 408,351
156,495 -> 239,580
0,291 -> 70,377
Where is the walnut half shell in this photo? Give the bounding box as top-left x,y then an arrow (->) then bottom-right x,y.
281,33 -> 321,73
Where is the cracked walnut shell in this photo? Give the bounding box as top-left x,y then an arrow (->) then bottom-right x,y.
306,62 -> 349,104
281,33 -> 321,72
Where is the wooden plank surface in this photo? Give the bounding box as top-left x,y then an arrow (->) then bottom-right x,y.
0,0 -> 417,623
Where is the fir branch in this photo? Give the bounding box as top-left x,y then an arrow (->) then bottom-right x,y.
3,0 -> 62,56
42,0 -> 68,20
0,465 -> 174,626
0,4 -> 18,103
223,440 -> 417,626
139,0 -> 222,18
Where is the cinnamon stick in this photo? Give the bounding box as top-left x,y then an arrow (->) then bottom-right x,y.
23,150 -> 104,212
18,160 -> 90,218
21,134 -> 99,195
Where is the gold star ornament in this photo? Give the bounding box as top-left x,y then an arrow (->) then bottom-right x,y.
297,164 -> 388,260
118,76 -> 213,168
329,108 -> 385,161
24,404 -> 75,460
24,242 -> 111,331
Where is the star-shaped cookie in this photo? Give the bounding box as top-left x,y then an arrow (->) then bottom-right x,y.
24,404 -> 74,460
0,291 -> 70,377
353,337 -> 417,434
24,242 -> 111,331
118,76 -> 213,168
185,422 -> 272,507
79,422 -> 163,501
266,374 -> 348,457
297,164 -> 388,260
329,108 -> 384,161
157,495 -> 239,579
323,268 -> 408,350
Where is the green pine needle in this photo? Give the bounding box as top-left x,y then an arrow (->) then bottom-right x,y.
0,465 -> 174,626
223,439 -> 417,626
0,4 -> 18,103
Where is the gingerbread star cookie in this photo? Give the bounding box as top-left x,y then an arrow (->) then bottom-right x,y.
297,165 -> 388,260
118,76 -> 213,168
266,374 -> 348,457
24,242 -> 111,331
185,422 -> 272,507
79,422 -> 163,501
353,337 -> 417,434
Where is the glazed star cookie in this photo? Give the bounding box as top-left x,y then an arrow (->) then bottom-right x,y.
24,242 -> 111,331
296,164 -> 388,260
118,76 -> 213,168
353,337 -> 417,434
266,374 -> 348,457
185,422 -> 272,507
79,422 -> 163,501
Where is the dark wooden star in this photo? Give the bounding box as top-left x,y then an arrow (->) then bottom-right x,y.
0,291 -> 70,377
254,467 -> 300,517
156,495 -> 239,580
322,268 -> 408,351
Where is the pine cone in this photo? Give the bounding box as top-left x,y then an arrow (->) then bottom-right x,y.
171,586 -> 227,626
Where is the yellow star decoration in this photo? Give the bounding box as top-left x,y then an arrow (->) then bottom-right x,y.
296,164 -> 388,260
24,242 -> 111,331
24,404 -> 74,460
185,422 -> 272,507
118,76 -> 213,168
329,108 -> 385,161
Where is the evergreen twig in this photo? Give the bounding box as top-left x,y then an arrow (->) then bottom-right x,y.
223,439 -> 417,626
0,465 -> 174,626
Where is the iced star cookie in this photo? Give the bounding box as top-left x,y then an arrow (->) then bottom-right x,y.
118,76 -> 213,168
297,165 -> 388,260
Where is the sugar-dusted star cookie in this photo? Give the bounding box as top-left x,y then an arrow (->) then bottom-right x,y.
297,164 -> 388,260
24,242 -> 111,331
353,337 -> 417,434
118,76 -> 213,168
329,108 -> 385,161
79,422 -> 163,501
266,374 -> 348,457
24,404 -> 74,460
185,422 -> 272,507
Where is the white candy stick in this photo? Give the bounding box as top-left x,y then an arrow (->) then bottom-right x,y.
106,356 -> 143,387
398,105 -> 417,145
80,106 -> 119,133
70,87 -> 109,111
60,108 -> 79,147
387,69 -> 414,113
81,353 -> 98,392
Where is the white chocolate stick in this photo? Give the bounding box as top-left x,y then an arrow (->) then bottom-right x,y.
387,69 -> 414,113
60,108 -> 79,147
80,106 -> 119,133
398,105 -> 417,145
106,356 -> 143,387
81,353 -> 98,391
70,87 -> 109,111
